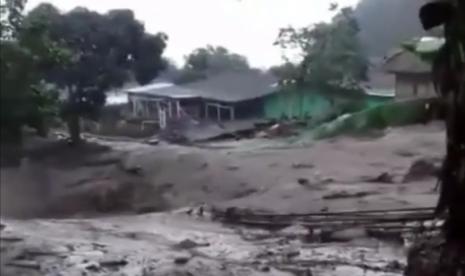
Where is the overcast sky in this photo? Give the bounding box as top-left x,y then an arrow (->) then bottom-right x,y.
27,0 -> 360,68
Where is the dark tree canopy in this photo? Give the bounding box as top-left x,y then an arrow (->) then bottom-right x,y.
1,0 -> 65,144
25,4 -> 168,143
275,7 -> 368,92
355,0 -> 426,57
174,45 -> 250,84
185,45 -> 249,72
268,62 -> 300,85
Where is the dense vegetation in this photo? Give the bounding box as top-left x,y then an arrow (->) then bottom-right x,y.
273,7 -> 368,93
172,45 -> 250,84
0,0 -> 64,143
25,3 -> 168,143
1,1 -> 168,145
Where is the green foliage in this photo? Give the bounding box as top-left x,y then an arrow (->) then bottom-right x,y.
185,45 -> 249,72
174,45 -> 250,84
269,62 -> 300,85
275,7 -> 368,93
24,4 -> 168,142
1,0 -> 63,142
311,98 -> 437,140
0,0 -> 27,38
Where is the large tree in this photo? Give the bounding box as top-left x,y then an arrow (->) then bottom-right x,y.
25,4 -> 168,144
1,0 -> 64,145
174,45 -> 250,84
268,62 -> 300,85
275,7 -> 368,92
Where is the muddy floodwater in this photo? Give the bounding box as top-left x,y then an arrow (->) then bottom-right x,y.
1,212 -> 408,276
0,123 -> 444,275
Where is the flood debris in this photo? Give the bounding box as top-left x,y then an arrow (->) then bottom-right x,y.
258,264 -> 271,272
304,268 -> 313,276
386,260 -> 404,271
174,239 -> 210,250
0,122 -> 446,275
84,262 -> 101,272
0,236 -> 24,243
232,188 -> 259,199
256,123 -> 297,138
297,178 -> 310,186
404,234 -> 444,276
134,204 -> 162,214
6,260 -> 41,270
403,158 -> 440,183
124,165 -> 143,175
144,138 -> 160,146
173,255 -> 191,265
322,227 -> 367,243
323,191 -> 373,200
226,165 -> 240,171
279,224 -> 310,239
291,162 -> 314,169
364,172 -> 395,183
99,258 -> 129,267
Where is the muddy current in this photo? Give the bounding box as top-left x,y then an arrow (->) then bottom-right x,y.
0,123 -> 444,275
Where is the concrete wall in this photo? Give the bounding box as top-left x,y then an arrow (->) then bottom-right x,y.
395,74 -> 436,100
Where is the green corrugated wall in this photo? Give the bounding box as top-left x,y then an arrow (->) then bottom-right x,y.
264,87 -> 392,120
264,88 -> 332,120
364,95 -> 392,108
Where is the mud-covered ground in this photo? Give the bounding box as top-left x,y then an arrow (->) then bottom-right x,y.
0,122 -> 444,275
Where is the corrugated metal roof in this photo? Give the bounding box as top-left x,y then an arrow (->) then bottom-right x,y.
127,82 -> 174,92
383,36 -> 443,74
127,83 -> 202,99
383,50 -> 432,74
184,71 -> 278,102
416,37 -> 444,53
365,88 -> 395,98
126,71 -> 278,103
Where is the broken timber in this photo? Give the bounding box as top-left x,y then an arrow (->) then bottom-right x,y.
212,207 -> 438,232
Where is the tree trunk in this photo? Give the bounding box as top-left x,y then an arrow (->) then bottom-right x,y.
407,1 -> 465,276
0,126 -> 23,167
66,114 -> 81,145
